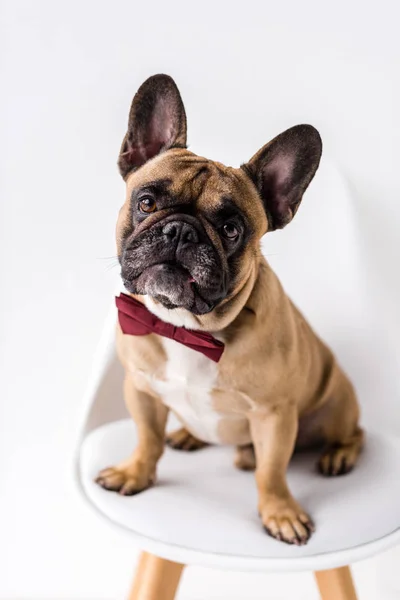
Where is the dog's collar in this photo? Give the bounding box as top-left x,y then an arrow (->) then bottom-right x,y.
116,293 -> 225,363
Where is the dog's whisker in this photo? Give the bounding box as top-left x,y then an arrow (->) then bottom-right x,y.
105,262 -> 120,272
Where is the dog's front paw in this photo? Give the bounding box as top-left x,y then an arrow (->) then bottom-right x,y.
260,497 -> 315,545
95,463 -> 154,496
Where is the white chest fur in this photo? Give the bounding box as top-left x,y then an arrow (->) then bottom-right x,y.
151,338 -> 222,444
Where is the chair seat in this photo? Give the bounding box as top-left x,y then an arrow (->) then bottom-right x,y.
79,419 -> 400,572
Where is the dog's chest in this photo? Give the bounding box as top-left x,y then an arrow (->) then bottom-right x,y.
150,339 -> 223,443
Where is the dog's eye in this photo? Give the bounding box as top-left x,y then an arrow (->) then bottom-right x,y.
222,222 -> 239,239
138,196 -> 157,214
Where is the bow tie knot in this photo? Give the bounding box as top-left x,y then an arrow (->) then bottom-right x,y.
116,293 -> 225,363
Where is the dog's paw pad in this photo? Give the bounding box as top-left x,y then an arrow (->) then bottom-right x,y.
166,428 -> 208,451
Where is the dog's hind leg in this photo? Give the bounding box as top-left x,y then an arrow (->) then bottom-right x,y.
166,427 -> 209,451
234,443 -> 256,471
317,374 -> 364,477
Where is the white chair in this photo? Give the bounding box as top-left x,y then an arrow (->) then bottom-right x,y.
73,158 -> 400,600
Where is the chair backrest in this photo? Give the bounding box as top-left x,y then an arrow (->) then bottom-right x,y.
75,157 -> 400,445
264,158 -> 400,434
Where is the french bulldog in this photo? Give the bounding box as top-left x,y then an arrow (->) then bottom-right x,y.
95,74 -> 364,545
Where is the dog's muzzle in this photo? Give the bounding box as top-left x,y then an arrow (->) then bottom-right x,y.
121,214 -> 227,314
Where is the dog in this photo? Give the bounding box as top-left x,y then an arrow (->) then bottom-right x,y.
95,74 -> 364,545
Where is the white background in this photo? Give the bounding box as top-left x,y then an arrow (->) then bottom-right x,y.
1,1 -> 400,598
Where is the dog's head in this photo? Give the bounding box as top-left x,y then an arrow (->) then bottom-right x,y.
116,75 -> 322,329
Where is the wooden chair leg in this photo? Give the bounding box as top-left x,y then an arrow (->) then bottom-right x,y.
314,566 -> 358,600
128,551 -> 185,600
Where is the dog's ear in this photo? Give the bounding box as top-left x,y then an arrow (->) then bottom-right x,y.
118,74 -> 187,179
242,125 -> 322,230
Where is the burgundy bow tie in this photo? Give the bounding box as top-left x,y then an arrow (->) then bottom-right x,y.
115,293 -> 225,363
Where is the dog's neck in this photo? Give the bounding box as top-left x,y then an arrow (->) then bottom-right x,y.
143,296 -> 204,330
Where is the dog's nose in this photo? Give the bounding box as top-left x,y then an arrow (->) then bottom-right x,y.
162,221 -> 199,247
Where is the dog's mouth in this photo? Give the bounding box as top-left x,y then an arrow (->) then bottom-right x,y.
122,261 -> 216,314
